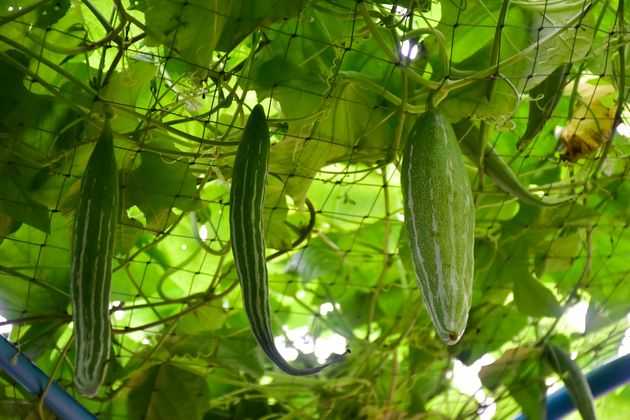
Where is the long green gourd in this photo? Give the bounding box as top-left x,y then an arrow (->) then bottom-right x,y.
230,104 -> 345,374
71,117 -> 118,396
543,344 -> 596,420
401,110 -> 475,345
454,120 -> 573,207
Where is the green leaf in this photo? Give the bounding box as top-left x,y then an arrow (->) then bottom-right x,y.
593,387 -> 630,420
127,363 -> 209,420
440,77 -> 522,123
585,301 -> 629,333
101,59 -> 156,132
509,381 -> 547,420
453,304 -> 528,365
436,2 -> 531,121
253,15 -> 397,202
480,347 -> 539,388
144,0 -> 307,70
407,343 -> 450,411
519,64 -> 571,147
544,234 -> 582,273
143,0 -> 226,69
175,304 -> 229,334
0,177 -> 50,233
204,389 -> 289,419
514,274 -> 562,318
13,320 -> 68,360
377,286 -> 404,318
517,5 -> 594,89
287,236 -> 344,283
35,0 -> 71,27
216,0 -> 308,51
163,331 -> 219,359
213,328 -> 264,377
480,347 -> 547,420
0,218 -> 71,317
115,215 -> 144,255
267,83 -> 394,204
0,396 -> 37,419
0,50 -> 72,162
435,0 -> 502,64
0,213 -> 20,242
473,241 -> 528,306
536,204 -> 601,230
125,152 -> 199,225
262,176 -> 292,250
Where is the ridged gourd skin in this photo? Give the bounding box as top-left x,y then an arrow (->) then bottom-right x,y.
230,104 -> 344,375
71,119 -> 118,396
401,111 -> 475,345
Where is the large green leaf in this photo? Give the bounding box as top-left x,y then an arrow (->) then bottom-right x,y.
144,0 -> 307,70
480,347 -> 547,420
514,274 -> 562,318
453,304 -> 528,364
127,363 -> 210,420
0,176 -> 50,234
125,151 -> 199,225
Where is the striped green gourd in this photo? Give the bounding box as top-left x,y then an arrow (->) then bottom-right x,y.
401,110 -> 475,345
71,117 -> 118,396
230,104 -> 345,374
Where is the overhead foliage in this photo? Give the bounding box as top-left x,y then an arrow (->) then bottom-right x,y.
0,0 -> 628,419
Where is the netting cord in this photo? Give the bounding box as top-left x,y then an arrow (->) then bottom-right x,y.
0,336 -> 95,420
515,354 -> 630,420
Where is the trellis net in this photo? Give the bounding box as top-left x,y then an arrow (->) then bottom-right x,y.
0,0 -> 629,418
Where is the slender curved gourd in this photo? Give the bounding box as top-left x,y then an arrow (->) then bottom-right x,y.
229,104 -> 345,374
401,110 -> 475,345
544,344 -> 596,420
71,117 -> 118,396
455,121 -> 573,207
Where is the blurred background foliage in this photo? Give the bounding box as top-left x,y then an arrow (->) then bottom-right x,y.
0,0 -> 629,418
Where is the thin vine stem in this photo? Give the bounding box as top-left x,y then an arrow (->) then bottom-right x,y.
37,332 -> 73,419
592,0 -> 626,177
26,19 -> 126,55
113,212 -> 186,273
0,264 -> 69,297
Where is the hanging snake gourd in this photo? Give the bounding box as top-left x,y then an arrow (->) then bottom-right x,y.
401,110 -> 475,345
544,344 -> 596,420
71,117 -> 118,396
229,104 -> 345,374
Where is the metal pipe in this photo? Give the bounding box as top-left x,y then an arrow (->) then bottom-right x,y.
0,336 -> 95,420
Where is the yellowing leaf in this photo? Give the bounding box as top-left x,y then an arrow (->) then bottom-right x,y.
561,79 -> 617,161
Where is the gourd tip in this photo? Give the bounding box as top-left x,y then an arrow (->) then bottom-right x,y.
445,330 -> 462,346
